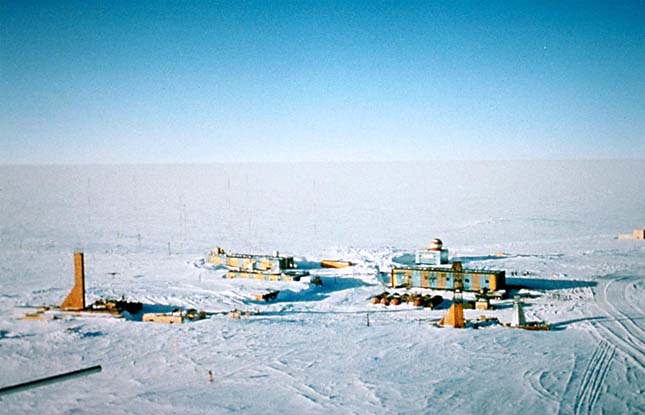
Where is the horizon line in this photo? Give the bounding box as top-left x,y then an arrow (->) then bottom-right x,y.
0,158 -> 643,167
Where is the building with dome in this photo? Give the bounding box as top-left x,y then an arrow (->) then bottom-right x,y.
415,238 -> 449,265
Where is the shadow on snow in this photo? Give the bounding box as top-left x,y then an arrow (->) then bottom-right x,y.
249,276 -> 372,305
506,278 -> 597,291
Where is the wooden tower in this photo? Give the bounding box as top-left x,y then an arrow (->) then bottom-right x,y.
439,262 -> 465,328
60,252 -> 86,311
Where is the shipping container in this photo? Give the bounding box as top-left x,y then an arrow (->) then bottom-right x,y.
320,260 -> 353,268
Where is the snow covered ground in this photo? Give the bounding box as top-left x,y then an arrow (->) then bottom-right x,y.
0,161 -> 643,414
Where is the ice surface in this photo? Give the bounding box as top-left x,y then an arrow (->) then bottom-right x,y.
0,161 -> 643,414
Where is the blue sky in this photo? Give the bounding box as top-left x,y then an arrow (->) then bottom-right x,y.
1,1 -> 643,163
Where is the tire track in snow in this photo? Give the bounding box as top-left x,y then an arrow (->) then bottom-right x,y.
523,369 -> 558,403
557,351 -> 581,415
568,274 -> 643,414
572,340 -> 615,415
625,279 -> 644,316
592,276 -> 644,370
264,362 -> 339,413
588,346 -> 615,412
603,277 -> 645,340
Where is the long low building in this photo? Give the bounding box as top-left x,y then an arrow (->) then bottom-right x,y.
226,270 -> 309,282
390,265 -> 506,293
207,247 -> 295,272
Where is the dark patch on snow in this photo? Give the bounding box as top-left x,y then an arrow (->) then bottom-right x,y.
66,326 -> 106,338
261,276 -> 370,304
506,278 -> 597,291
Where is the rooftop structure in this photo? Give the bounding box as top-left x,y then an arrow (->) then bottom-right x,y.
415,238 -> 449,265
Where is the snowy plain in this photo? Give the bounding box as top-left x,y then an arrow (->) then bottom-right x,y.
0,161 -> 643,414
